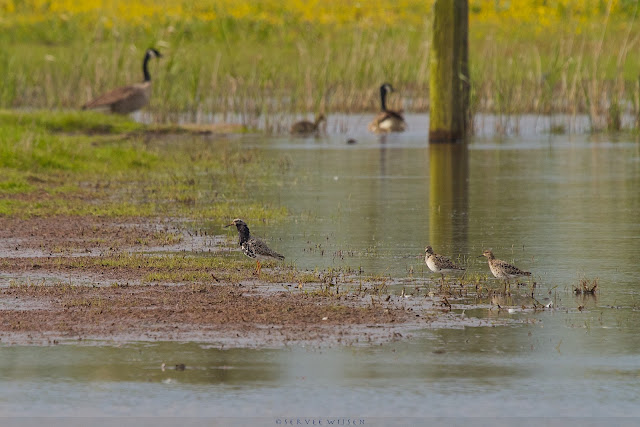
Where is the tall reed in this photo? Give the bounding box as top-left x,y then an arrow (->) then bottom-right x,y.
1,1 -> 640,132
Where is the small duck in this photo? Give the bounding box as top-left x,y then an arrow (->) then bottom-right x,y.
290,114 -> 326,135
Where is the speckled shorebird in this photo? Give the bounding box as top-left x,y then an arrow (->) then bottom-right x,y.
424,246 -> 465,286
225,218 -> 284,275
368,83 -> 406,133
480,249 -> 531,291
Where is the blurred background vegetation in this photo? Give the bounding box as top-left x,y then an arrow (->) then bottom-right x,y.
1,0 -> 639,130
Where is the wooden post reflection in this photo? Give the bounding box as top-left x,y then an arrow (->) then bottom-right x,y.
428,144 -> 469,254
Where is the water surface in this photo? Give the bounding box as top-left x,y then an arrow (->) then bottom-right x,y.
2,114 -> 640,421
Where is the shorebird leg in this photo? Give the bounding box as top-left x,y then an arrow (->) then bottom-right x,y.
255,260 -> 262,276
503,280 -> 511,295
440,273 -> 445,288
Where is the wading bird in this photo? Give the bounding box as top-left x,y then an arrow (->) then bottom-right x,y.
480,249 -> 531,292
424,246 -> 465,286
225,218 -> 284,275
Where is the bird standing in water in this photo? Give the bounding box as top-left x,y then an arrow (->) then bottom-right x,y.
225,219 -> 284,275
480,249 -> 531,292
424,246 -> 465,286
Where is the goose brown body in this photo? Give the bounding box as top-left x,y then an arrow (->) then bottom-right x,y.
83,82 -> 152,114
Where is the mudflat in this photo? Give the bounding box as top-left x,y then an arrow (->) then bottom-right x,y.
0,216 -> 468,348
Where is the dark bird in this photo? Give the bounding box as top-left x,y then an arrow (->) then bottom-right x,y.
425,246 -> 465,286
368,83 -> 406,133
82,48 -> 162,114
225,218 -> 284,275
290,114 -> 326,135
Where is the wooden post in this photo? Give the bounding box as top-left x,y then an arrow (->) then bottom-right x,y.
429,0 -> 469,143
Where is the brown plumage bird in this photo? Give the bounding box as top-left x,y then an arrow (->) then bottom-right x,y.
480,249 -> 531,291
368,83 -> 406,133
425,246 -> 465,286
290,114 -> 326,135
82,48 -> 162,114
225,218 -> 284,275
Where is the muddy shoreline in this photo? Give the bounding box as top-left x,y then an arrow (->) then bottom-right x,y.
0,216 -> 515,347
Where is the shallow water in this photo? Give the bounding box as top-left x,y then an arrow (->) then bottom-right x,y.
2,114 -> 640,421
239,114 -> 640,292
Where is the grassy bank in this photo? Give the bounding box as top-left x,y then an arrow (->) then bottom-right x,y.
0,109 -> 286,220
1,1 -> 640,130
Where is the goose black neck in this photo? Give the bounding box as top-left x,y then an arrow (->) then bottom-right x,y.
143,52 -> 152,82
380,86 -> 388,112
236,223 -> 251,244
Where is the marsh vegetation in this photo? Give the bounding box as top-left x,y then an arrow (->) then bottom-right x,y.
2,1 -> 640,132
0,110 -> 285,220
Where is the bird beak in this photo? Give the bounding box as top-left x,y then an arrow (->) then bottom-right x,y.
224,223 -> 233,228
477,255 -> 484,258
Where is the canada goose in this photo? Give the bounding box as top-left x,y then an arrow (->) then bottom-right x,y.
82,48 -> 162,114
290,114 -> 326,135
368,83 -> 406,133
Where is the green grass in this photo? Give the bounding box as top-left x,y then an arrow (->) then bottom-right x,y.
0,110 -> 144,134
56,252 -> 319,284
2,12 -> 640,132
0,110 -> 151,173
0,109 -> 288,220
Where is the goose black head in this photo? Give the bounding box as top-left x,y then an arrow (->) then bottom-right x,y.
380,83 -> 394,96
142,48 -> 162,81
146,48 -> 162,59
379,83 -> 395,111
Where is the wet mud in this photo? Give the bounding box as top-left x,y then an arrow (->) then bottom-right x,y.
0,216 -> 521,347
